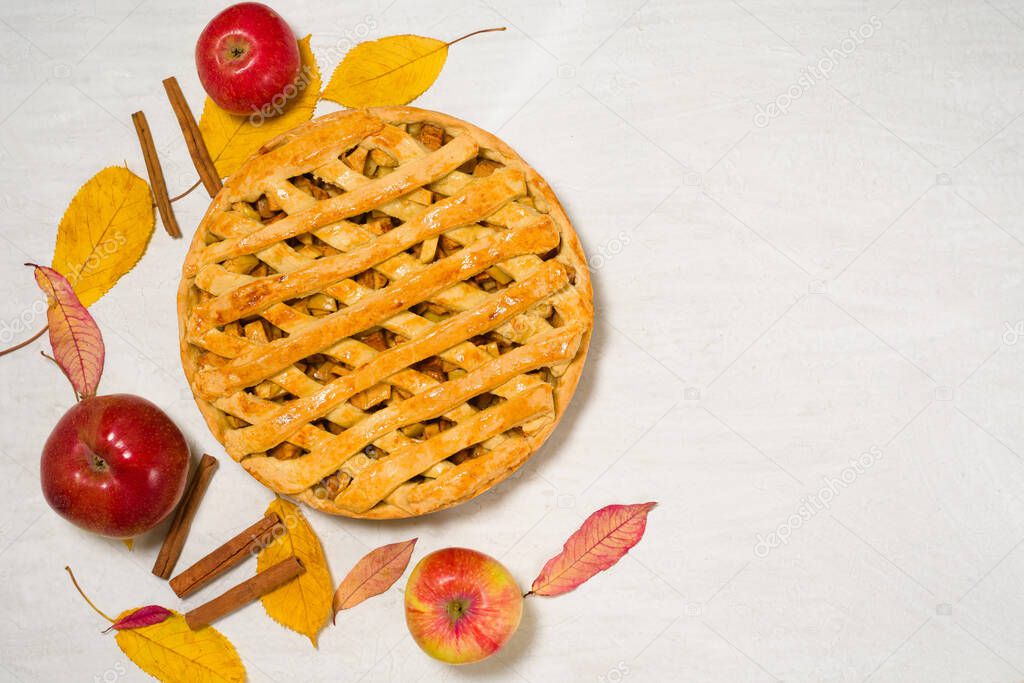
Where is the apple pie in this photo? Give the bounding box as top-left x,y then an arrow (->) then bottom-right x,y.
178,107 -> 593,518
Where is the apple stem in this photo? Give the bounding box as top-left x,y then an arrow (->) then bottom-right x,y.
523,591 -> 534,598
447,27 -> 506,48
65,566 -> 115,623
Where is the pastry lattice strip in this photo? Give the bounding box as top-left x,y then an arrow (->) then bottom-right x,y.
245,329 -> 578,505
195,245 -> 553,503
213,386 -> 458,515
193,218 -> 561,443
199,258 -> 570,476
205,260 -> 570,453
185,127 -> 585,511
314,126 -> 588,374
191,148 -> 573,401
191,180 -> 558,393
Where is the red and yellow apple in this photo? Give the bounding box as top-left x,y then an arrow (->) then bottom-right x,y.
41,394 -> 190,538
405,547 -> 523,664
195,2 -> 300,115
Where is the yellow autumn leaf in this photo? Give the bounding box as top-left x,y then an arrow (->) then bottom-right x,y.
321,28 -> 505,109
51,166 -> 155,307
200,35 -> 321,178
322,34 -> 447,108
114,609 -> 245,683
258,497 -> 332,646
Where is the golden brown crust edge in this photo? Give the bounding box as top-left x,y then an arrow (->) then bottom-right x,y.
177,106 -> 593,519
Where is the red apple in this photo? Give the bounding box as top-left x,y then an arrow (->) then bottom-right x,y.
195,2 -> 300,115
405,547 -> 523,664
41,394 -> 190,538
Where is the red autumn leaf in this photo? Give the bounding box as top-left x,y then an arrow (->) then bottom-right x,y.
332,538 -> 417,620
106,605 -> 173,631
30,264 -> 104,399
530,502 -> 657,597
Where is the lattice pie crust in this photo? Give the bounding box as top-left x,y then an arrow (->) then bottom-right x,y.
178,107 -> 593,518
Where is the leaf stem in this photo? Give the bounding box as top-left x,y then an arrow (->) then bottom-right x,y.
40,350 -> 80,402
169,178 -> 202,203
523,590 -> 534,598
0,325 -> 47,357
447,27 -> 506,47
65,566 -> 115,623
150,179 -> 202,211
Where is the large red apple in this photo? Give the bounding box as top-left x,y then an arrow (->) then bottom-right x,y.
41,394 -> 190,538
195,2 -> 300,115
405,547 -> 523,664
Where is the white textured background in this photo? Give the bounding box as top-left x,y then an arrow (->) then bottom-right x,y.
0,1 -> 1023,681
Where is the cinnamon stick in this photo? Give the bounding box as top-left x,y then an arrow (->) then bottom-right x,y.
169,513 -> 283,598
152,454 -> 218,579
162,76 -> 222,197
131,110 -> 181,238
185,556 -> 304,629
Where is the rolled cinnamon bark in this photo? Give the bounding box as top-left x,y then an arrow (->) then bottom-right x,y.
185,556 -> 304,629
169,513 -> 283,598
152,454 -> 218,579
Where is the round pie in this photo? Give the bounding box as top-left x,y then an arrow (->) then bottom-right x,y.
178,106 -> 593,519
